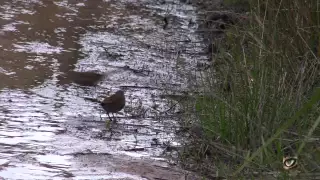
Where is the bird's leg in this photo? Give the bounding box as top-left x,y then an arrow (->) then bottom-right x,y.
105,113 -> 113,130
112,113 -> 117,122
112,113 -> 117,123
107,113 -> 112,121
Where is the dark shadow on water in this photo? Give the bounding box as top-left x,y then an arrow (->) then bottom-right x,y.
0,0 -> 111,89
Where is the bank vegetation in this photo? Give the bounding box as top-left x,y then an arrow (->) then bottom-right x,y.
180,0 -> 320,179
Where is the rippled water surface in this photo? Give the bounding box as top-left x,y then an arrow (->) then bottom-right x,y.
0,0 -> 207,179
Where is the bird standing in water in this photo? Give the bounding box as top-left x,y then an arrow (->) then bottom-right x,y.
100,90 -> 125,122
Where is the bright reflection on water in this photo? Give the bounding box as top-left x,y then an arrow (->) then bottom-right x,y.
0,0 -> 207,179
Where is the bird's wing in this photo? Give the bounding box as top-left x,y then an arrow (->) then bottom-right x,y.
102,97 -> 113,104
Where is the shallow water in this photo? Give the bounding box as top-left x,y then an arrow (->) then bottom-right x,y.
0,0 -> 207,179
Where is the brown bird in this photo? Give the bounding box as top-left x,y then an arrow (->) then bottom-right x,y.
101,90 -> 125,121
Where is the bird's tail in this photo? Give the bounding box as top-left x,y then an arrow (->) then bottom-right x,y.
83,97 -> 101,103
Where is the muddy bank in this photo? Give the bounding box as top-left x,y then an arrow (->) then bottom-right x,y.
0,0 -> 207,179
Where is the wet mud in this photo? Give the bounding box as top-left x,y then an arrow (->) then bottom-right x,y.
0,0 -> 207,179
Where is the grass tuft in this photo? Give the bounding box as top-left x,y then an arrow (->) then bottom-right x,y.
181,0 -> 320,178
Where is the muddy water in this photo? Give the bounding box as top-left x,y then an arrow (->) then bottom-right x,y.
0,0 -> 207,179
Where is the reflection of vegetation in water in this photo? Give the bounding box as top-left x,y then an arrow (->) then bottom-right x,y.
182,0 -> 320,178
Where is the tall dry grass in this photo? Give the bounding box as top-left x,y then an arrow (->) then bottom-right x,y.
182,0 -> 320,178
